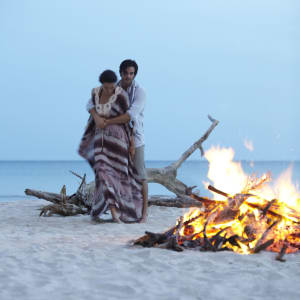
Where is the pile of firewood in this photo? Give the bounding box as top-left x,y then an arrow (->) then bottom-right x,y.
133,185 -> 300,262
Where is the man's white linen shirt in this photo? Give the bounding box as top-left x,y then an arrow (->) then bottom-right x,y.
86,81 -> 146,148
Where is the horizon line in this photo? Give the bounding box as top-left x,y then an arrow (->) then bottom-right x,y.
0,159 -> 299,163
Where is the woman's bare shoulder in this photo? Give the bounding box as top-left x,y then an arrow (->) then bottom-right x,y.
91,86 -> 101,96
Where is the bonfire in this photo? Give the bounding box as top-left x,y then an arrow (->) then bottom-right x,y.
134,147 -> 300,262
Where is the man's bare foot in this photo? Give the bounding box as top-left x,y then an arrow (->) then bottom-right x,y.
111,211 -> 121,223
113,216 -> 122,223
139,216 -> 147,223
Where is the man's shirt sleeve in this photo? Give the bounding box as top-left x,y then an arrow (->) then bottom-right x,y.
127,87 -> 146,120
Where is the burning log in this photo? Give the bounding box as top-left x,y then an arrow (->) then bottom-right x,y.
252,220 -> 279,253
206,228 -> 229,251
163,236 -> 184,252
275,241 -> 288,262
262,199 -> 276,216
252,239 -> 274,254
207,185 -> 229,198
134,225 -> 177,248
207,185 -> 300,223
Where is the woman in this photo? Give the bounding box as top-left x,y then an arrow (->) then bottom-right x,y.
78,70 -> 143,223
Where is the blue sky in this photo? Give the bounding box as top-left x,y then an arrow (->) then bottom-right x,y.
0,0 -> 299,161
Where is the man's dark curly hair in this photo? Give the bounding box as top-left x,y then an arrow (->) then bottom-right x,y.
99,70 -> 118,84
119,59 -> 138,76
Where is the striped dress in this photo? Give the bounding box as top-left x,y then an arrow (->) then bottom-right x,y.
78,87 -> 143,222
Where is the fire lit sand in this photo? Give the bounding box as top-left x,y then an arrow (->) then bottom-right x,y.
134,147 -> 300,262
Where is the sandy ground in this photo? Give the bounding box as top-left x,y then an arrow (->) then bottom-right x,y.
1,199 -> 300,300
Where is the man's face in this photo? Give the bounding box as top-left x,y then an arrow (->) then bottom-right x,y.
120,66 -> 136,86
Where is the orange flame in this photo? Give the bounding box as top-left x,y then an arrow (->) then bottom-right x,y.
176,146 -> 300,255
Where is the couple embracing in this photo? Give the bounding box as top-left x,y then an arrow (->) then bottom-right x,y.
78,59 -> 148,223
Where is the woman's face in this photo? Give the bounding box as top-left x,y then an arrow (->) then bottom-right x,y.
102,82 -> 115,95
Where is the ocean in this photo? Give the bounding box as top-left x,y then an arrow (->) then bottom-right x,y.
0,160 -> 299,202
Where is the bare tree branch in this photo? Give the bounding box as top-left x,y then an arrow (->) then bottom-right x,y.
147,115 -> 219,197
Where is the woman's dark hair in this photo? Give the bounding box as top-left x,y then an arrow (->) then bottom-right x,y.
99,70 -> 118,84
119,59 -> 138,76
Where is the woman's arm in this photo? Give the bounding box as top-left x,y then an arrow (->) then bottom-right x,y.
90,108 -> 106,129
88,89 -> 106,129
105,113 -> 130,126
105,92 -> 131,126
129,134 -> 135,159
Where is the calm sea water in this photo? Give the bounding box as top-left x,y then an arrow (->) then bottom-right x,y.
0,160 -> 299,202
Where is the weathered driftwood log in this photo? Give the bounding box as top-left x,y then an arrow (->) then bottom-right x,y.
24,189 -> 62,204
148,195 -> 203,208
146,115 -> 219,197
25,115 -> 219,216
24,189 -> 205,216
39,203 -> 88,217
25,174 -> 92,217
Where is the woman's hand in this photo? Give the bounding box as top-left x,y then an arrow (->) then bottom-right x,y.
129,135 -> 135,159
129,144 -> 135,159
95,115 -> 106,129
90,108 -> 107,129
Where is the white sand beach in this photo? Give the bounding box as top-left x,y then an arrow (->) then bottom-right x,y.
1,199 -> 300,300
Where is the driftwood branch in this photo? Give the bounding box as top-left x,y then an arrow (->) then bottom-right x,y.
24,172 -> 92,217
147,115 -> 219,197
24,189 -> 63,204
148,196 -> 203,208
170,115 -> 219,170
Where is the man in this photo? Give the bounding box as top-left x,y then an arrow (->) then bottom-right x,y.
87,59 -> 148,223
